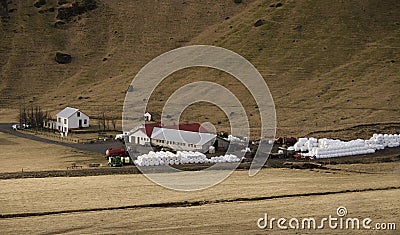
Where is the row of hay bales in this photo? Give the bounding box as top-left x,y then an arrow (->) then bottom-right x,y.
293,134 -> 400,159
134,151 -> 241,167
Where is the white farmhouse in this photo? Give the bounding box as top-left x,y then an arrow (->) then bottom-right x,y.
56,107 -> 89,136
151,127 -> 216,153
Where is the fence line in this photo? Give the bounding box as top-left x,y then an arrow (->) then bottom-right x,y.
20,129 -> 102,144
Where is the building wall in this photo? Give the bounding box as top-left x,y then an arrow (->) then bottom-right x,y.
150,138 -> 207,152
201,138 -> 215,153
43,120 -> 57,130
56,111 -> 90,135
129,130 -> 150,145
216,137 -> 230,151
144,113 -> 152,121
57,117 -> 68,134
68,111 -> 90,129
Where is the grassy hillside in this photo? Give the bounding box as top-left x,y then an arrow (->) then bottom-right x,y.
187,0 -> 400,136
0,0 -> 254,115
1,0 -> 399,137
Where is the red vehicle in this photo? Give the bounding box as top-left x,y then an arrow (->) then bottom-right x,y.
105,148 -> 129,158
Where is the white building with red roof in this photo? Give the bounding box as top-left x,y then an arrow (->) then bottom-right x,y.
127,122 -> 216,152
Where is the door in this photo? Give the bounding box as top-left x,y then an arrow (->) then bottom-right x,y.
79,119 -> 82,128
137,137 -> 140,144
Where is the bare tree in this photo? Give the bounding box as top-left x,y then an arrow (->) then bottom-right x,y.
18,106 -> 27,127
26,107 -> 34,127
102,112 -> 106,131
17,105 -> 48,129
34,106 -> 44,128
111,118 -> 117,131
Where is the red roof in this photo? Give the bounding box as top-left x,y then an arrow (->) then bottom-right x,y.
142,122 -> 210,137
164,123 -> 210,133
143,122 -> 162,137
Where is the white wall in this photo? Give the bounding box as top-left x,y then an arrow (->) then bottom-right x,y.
56,110 -> 90,135
144,113 -> 152,121
151,139 -> 207,152
68,111 -> 89,129
57,117 -> 68,134
129,129 -> 150,145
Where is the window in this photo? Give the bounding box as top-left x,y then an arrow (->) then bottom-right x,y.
58,117 -> 61,123
77,112 -> 80,117
64,119 -> 67,124
84,119 -> 87,125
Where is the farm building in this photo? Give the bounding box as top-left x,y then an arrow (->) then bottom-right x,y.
128,122 -> 161,145
151,127 -> 216,153
56,107 -> 89,136
127,122 -> 216,152
215,136 -> 231,151
128,122 -> 210,146
144,112 -> 152,121
43,119 -> 57,130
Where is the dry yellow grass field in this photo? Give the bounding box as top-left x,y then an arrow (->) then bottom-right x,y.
0,132 -> 105,172
0,132 -> 398,234
0,168 -> 399,234
1,189 -> 398,234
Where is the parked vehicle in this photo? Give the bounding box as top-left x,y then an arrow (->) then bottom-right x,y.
11,124 -> 20,130
105,148 -> 131,167
22,123 -> 31,129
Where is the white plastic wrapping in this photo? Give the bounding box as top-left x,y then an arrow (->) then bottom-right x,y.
134,151 -> 242,166
292,133 -> 399,159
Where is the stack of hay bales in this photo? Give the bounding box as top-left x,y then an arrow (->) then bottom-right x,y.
293,133 -> 400,159
134,151 -> 241,166
209,155 -> 242,163
227,135 -> 247,143
309,139 -> 375,159
294,138 -> 317,152
366,134 -> 400,149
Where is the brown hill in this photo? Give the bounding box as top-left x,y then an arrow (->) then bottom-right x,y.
0,0 -> 399,138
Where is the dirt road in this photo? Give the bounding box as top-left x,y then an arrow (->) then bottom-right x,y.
0,123 -> 124,154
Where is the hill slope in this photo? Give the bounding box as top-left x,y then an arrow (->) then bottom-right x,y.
0,0 -> 399,137
187,0 -> 400,136
0,0 -> 254,114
